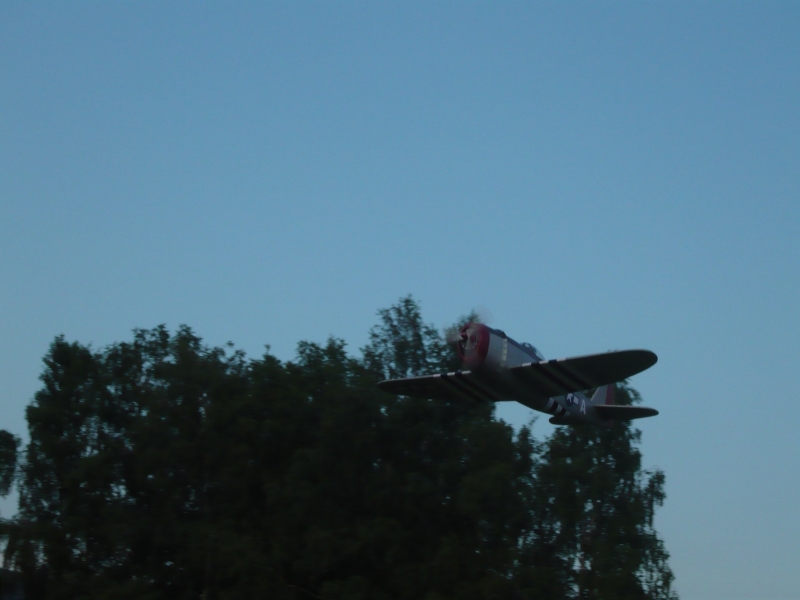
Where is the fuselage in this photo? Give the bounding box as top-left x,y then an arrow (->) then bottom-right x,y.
457,322 -> 602,424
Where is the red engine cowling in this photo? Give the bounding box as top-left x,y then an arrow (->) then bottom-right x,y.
457,323 -> 491,370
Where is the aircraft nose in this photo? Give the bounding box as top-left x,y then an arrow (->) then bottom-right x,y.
457,322 -> 488,368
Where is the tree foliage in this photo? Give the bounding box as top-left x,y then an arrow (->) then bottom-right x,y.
0,296 -> 677,600
0,430 -> 20,499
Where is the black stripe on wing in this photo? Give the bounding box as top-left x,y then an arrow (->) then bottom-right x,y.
509,349 -> 657,396
378,371 -> 497,403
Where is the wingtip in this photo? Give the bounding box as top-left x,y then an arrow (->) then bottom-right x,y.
630,349 -> 658,372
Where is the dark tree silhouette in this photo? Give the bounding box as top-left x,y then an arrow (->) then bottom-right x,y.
0,297 -> 677,600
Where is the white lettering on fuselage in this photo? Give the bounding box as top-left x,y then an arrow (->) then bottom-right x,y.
565,394 -> 587,415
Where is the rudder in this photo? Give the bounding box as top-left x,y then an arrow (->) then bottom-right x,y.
590,384 -> 614,406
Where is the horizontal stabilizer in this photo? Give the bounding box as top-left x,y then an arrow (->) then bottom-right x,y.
594,405 -> 659,421
509,349 -> 657,398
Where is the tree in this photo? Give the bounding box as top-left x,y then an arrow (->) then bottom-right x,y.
362,295 -> 457,380
0,430 -> 20,499
517,384 -> 677,600
0,297 -> 677,600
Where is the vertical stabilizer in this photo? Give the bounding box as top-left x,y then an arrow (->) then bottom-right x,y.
590,384 -> 615,406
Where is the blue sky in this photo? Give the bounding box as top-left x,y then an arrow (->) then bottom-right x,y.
1,3 -> 798,599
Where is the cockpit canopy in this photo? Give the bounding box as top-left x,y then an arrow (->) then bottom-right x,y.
521,342 -> 545,361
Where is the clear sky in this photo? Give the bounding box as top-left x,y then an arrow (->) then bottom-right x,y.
1,3 -> 798,599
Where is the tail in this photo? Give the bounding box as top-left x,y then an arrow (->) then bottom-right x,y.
590,384 -> 614,406
590,384 -> 660,420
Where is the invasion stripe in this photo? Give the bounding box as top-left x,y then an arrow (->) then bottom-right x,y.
550,361 -> 593,391
529,364 -> 573,396
458,373 -> 499,401
515,363 -> 567,396
455,371 -> 499,401
448,374 -> 491,402
440,373 -> 485,402
539,361 -> 582,394
437,375 -> 476,401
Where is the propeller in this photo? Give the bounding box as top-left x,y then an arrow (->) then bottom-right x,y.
444,306 -> 493,350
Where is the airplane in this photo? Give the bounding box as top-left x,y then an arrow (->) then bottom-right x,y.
377,322 -> 659,425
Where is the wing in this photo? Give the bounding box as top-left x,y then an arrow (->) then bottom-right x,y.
509,349 -> 657,397
377,371 -> 500,403
594,405 -> 659,420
